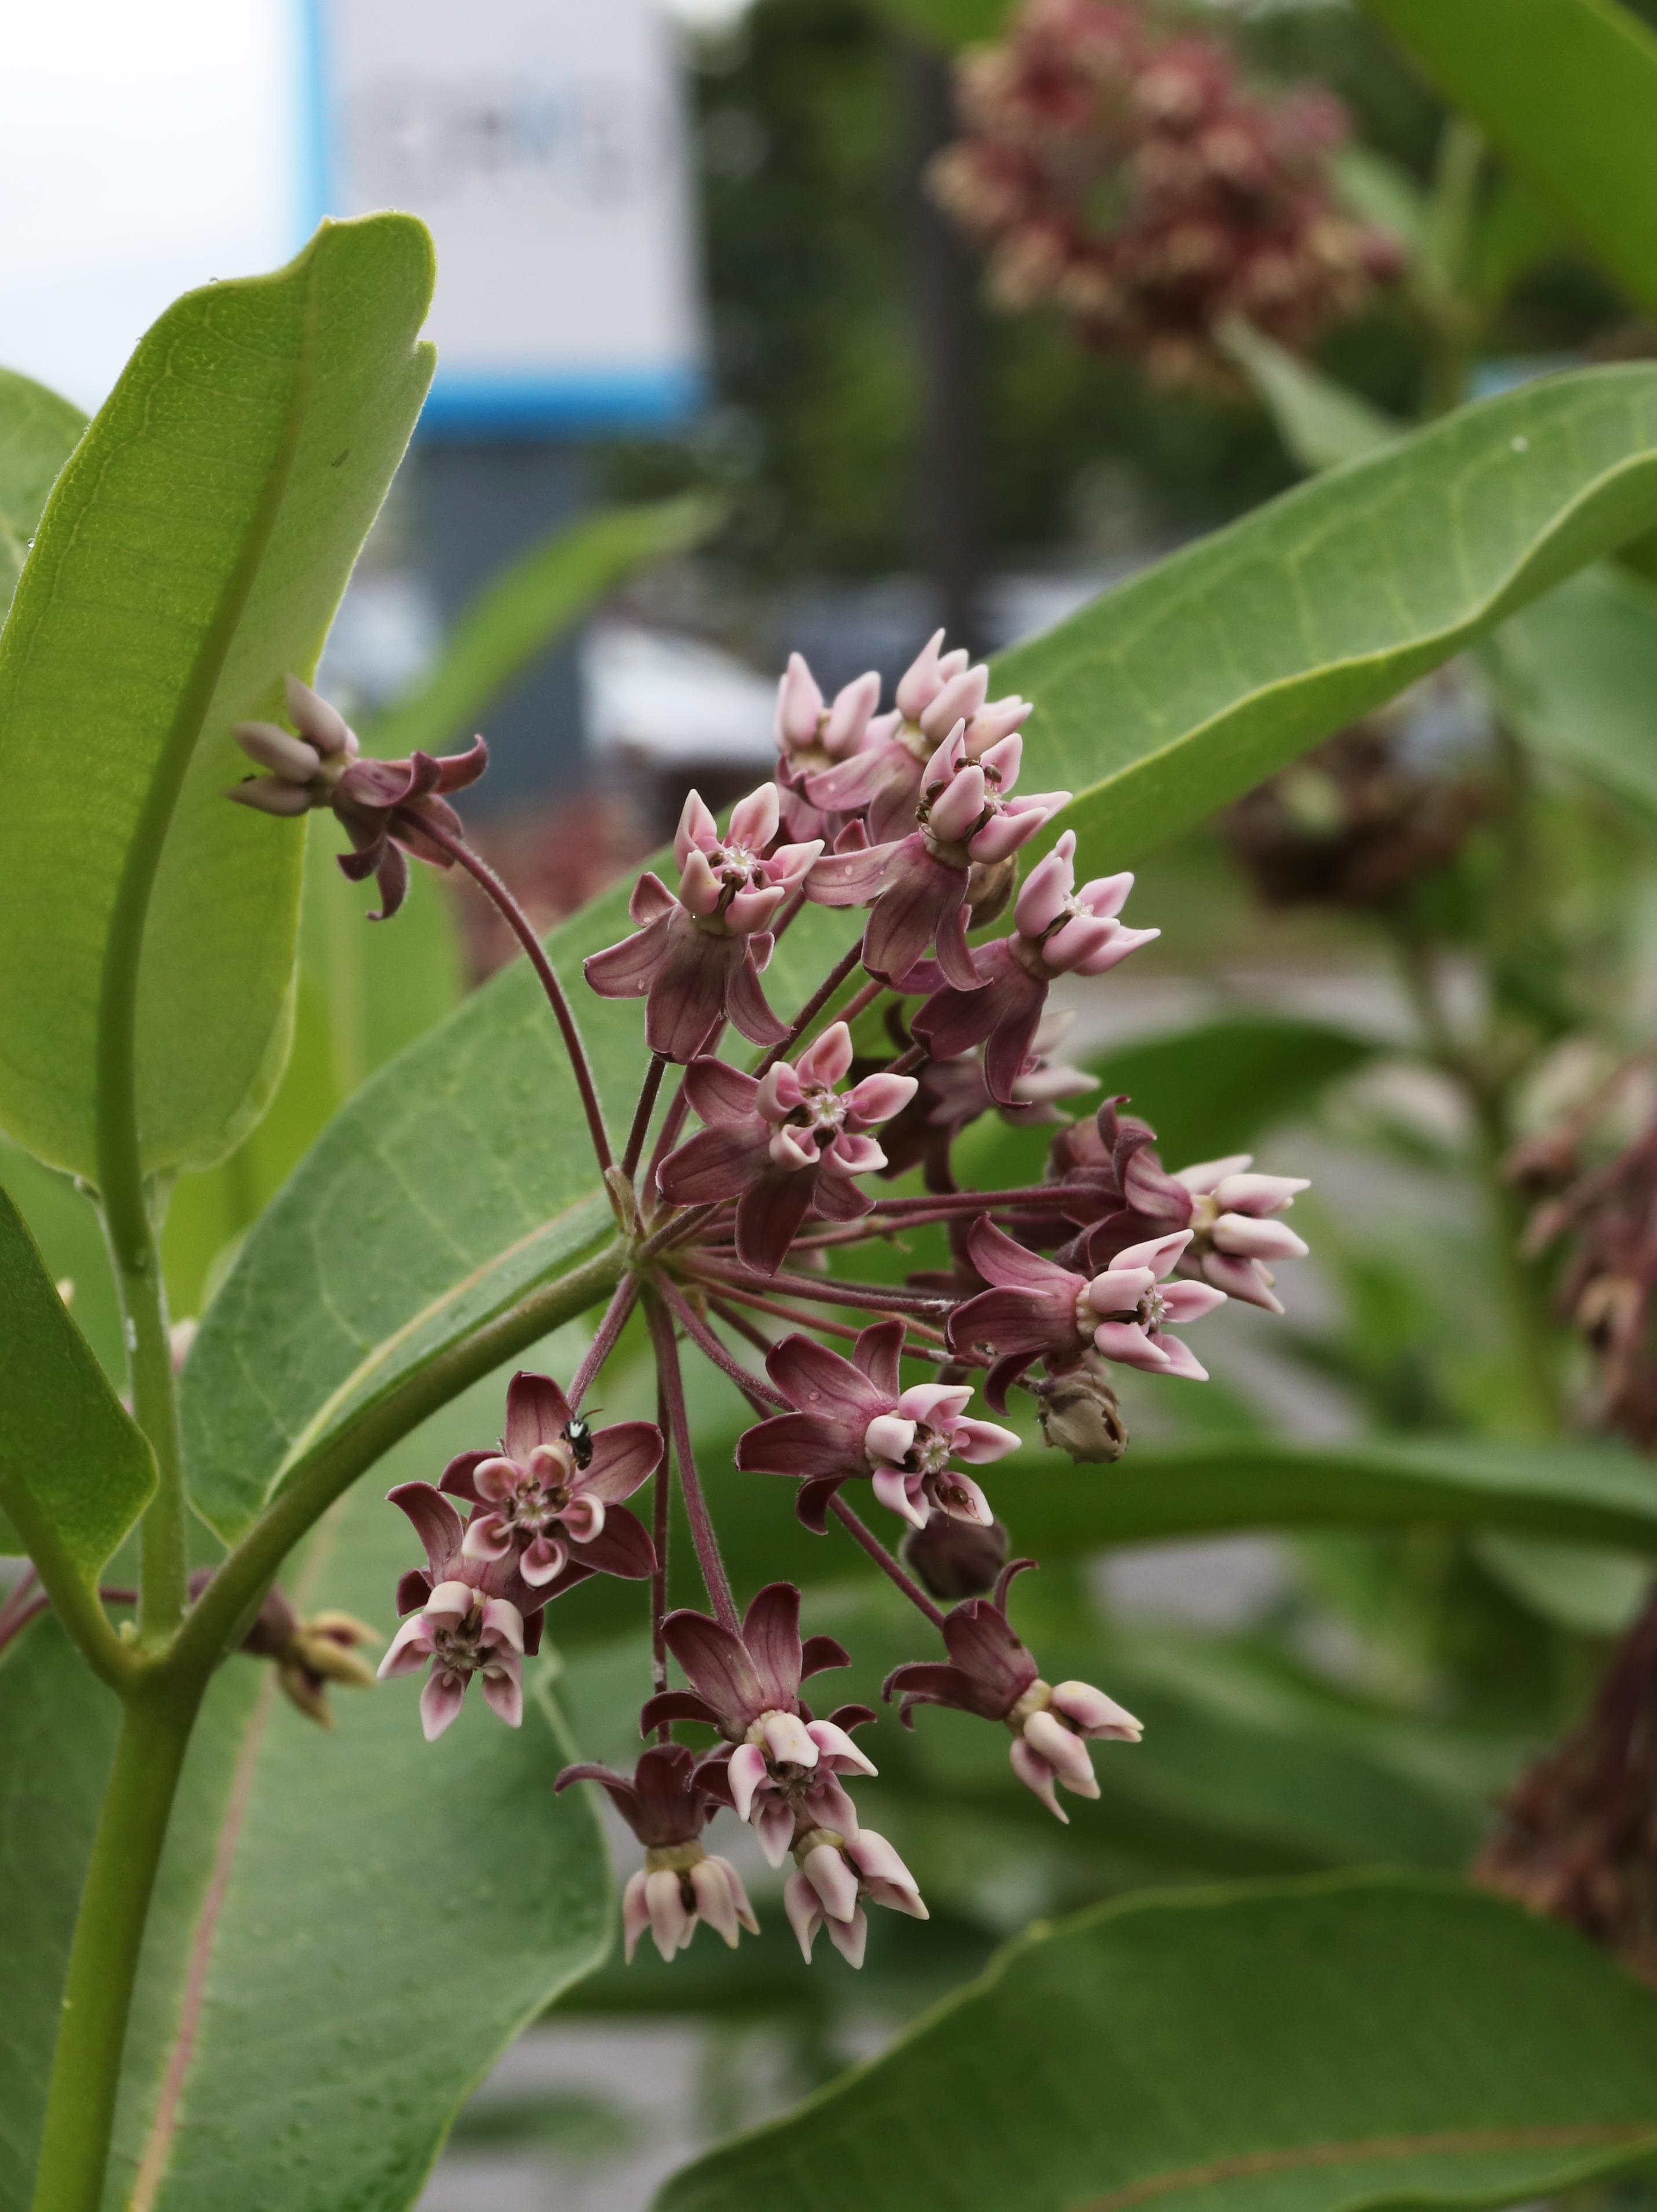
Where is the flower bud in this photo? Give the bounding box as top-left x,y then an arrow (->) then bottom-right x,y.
966,852 -> 1018,928
901,1510 -> 1010,1601
1031,1353 -> 1130,1463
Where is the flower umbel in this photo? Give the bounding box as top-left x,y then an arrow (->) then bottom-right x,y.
584,785 -> 822,1059
226,638 -> 1314,1975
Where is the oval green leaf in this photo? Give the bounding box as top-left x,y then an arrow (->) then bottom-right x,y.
657,1874 -> 1657,2212
0,215 -> 435,1183
994,365 -> 1657,867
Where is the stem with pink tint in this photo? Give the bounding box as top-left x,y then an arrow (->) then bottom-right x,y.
754,942 -> 864,1076
658,1281 -> 789,1410
828,1495 -> 947,1630
622,1052 -> 669,1183
644,1289 -> 739,1634
568,1276 -> 641,1413
408,812 -> 615,1179
651,1374 -> 671,1739
707,1288 -> 958,1363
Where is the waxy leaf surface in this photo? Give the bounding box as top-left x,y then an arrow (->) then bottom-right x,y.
657,1876 -> 1657,2212
0,215 -> 435,1182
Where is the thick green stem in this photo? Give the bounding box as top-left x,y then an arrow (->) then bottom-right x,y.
30,1675 -> 203,2212
120,1241 -> 188,1646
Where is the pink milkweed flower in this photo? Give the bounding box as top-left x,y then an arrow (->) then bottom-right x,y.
378,1575 -> 527,1741
437,1370 -> 662,1587
805,630 -> 1033,845
643,1583 -> 875,1868
773,653 -> 896,840
737,1319 -> 1020,1530
230,674 -> 487,921
554,1744 -> 760,1963
1055,1102 -> 1310,1313
584,785 -> 823,1059
885,1559 -> 1141,1822
806,724 -> 1069,988
655,1022 -> 918,1273
783,1824 -> 928,1967
909,830 -> 1158,1101
948,1214 -> 1223,1397
1081,1228 -> 1228,1378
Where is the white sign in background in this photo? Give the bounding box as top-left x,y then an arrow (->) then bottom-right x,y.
0,0 -> 702,433
322,0 -> 705,430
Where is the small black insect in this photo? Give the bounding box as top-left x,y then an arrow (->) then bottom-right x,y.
563,1414 -> 595,1471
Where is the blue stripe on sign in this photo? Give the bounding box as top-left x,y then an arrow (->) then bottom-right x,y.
417,367 -> 706,438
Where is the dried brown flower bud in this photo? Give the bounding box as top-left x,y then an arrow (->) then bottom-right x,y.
1476,1593 -> 1657,1986
1031,1352 -> 1130,1463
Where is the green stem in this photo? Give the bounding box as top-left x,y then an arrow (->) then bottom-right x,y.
121,1238 -> 188,1646
29,1675 -> 203,2212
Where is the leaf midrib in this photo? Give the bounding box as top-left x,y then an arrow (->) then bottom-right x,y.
1075,2122 -> 1657,2212
93,262 -> 322,1239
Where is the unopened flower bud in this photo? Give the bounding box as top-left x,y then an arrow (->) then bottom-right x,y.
901,1511 -> 1011,1601
1031,1353 -> 1129,1463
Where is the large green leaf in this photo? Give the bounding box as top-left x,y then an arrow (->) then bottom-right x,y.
0,1185 -> 153,1596
657,1875 -> 1657,2212
1361,0 -> 1657,322
1481,563 -> 1657,822
995,367 -> 1657,865
0,1379 -> 609,2212
366,493 -> 718,765
181,368 -> 1657,1549
0,215 -> 435,1183
0,367 -> 85,618
161,816 -> 464,1319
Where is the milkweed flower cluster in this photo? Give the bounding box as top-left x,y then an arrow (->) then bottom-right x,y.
233,631 -> 1313,1968
928,0 -> 1403,390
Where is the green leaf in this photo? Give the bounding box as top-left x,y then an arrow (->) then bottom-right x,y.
0,1183 -> 153,1590
1333,145 -> 1427,259
657,1875 -> 1657,2212
182,368 -> 1657,1551
1008,1433 -> 1657,1560
0,1381 -> 610,2212
995,367 -> 1657,866
0,367 -> 85,618
162,815 -> 464,1319
1481,563 -> 1657,821
0,215 -> 435,1183
1361,0 -> 1657,321
1470,171 -> 1573,309
1220,321 -> 1401,474
365,494 -> 720,765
